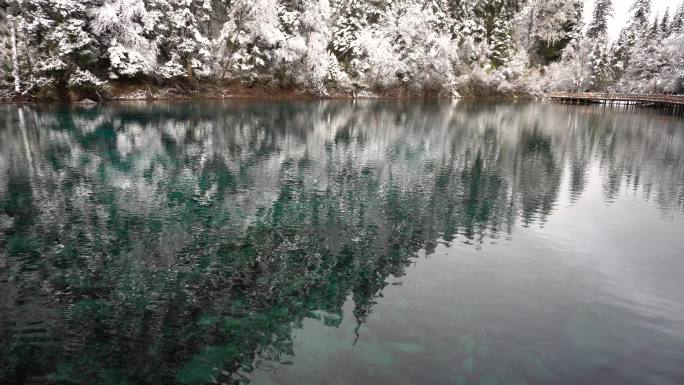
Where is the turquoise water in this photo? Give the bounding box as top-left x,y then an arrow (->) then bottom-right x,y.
0,101 -> 683,385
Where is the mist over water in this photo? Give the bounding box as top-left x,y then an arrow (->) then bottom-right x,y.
1,101 -> 683,385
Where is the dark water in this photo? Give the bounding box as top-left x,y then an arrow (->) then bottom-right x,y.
1,101 -> 683,385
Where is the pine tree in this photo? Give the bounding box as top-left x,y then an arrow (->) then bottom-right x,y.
619,28 -> 668,93
91,0 -> 158,79
215,0 -> 284,81
630,0 -> 652,30
518,0 -> 583,64
392,0 -> 455,87
18,0 -> 104,90
585,0 -> 614,90
427,0 -> 455,36
450,0 -> 486,46
660,17 -> 684,93
297,0 -> 348,94
472,0 -> 515,68
661,8 -> 670,35
331,0 -> 369,73
670,3 -> 684,34
612,0 -> 652,79
650,13 -> 661,39
616,1 -> 678,94
155,0 -> 213,80
589,41 -> 614,90
586,0 -> 613,39
489,10 -> 512,67
558,27 -> 591,91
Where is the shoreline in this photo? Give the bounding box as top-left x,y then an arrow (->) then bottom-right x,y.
0,82 -> 539,105
1,94 -> 538,105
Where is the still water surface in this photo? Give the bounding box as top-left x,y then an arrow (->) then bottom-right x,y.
0,101 -> 683,385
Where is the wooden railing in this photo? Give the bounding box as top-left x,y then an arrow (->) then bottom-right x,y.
549,93 -> 684,105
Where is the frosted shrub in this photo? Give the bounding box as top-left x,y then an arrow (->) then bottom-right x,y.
67,69 -> 105,89
658,34 -> 684,93
215,0 -> 285,81
358,27 -> 403,89
107,42 -> 153,79
92,0 -> 158,78
158,55 -> 188,79
543,61 -> 576,92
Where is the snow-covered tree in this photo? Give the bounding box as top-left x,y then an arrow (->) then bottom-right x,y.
657,29 -> 684,93
489,10 -> 512,67
0,1 -> 39,94
358,0 -> 457,90
293,0 -> 350,94
613,0 -> 651,72
588,41 -> 615,90
618,9 -> 670,93
215,0 -> 284,81
451,0 -> 486,43
543,17 -> 593,92
330,0 -> 371,75
630,0 -> 652,29
516,0 -> 583,64
18,0 -> 103,89
661,8 -> 670,35
92,0 -> 158,79
155,0 -> 213,80
427,0 -> 455,36
584,0 -> 615,90
671,4 -> 684,33
469,0 -> 517,68
586,0 -> 613,39
0,0 -> 682,97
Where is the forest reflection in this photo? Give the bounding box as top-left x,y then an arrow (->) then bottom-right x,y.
0,101 -> 682,385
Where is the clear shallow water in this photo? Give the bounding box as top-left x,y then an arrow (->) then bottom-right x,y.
0,101 -> 683,385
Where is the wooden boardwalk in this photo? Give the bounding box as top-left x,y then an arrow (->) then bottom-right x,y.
549,93 -> 684,116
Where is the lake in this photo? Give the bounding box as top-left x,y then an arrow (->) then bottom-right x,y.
1,101 -> 683,385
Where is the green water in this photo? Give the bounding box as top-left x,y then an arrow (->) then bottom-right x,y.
0,101 -> 683,385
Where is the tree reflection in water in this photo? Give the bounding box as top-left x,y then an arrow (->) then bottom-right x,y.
0,101 -> 682,384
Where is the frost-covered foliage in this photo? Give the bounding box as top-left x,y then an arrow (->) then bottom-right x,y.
0,0 -> 682,97
656,32 -> 684,93
330,0 -> 374,76
15,0 -> 102,90
516,0 -> 583,64
358,0 -> 458,90
612,0 -> 651,76
542,0 -> 613,92
92,0 -> 158,79
586,0 -> 613,39
297,0 -> 351,94
618,12 -> 683,93
156,0 -> 213,79
67,68 -> 106,88
215,0 -> 285,80
544,0 -> 684,94
615,0 -> 684,93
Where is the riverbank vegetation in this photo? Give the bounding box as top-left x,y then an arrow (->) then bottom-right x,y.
0,0 -> 683,101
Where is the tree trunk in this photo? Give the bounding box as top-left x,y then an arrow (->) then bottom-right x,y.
9,16 -> 21,93
186,59 -> 195,82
